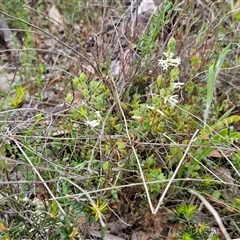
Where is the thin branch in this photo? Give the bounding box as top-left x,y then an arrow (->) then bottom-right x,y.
110,77 -> 155,213
9,135 -> 65,215
60,177 -> 106,227
189,189 -> 231,240
154,129 -> 199,214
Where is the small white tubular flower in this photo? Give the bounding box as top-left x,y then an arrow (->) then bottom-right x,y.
157,109 -> 165,116
146,104 -> 155,110
158,52 -> 181,70
173,82 -> 184,89
85,119 -> 99,128
169,57 -> 181,67
147,104 -> 165,116
168,95 -> 179,106
85,111 -> 102,128
95,111 -> 102,119
158,59 -> 168,70
132,115 -> 142,120
164,95 -> 179,106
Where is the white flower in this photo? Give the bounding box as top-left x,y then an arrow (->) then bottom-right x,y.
169,95 -> 179,106
173,82 -> 184,89
95,111 -> 101,118
146,104 -> 155,110
164,95 -> 179,106
84,111 -> 102,128
85,120 -> 99,128
132,115 -> 142,120
158,52 -> 181,70
147,104 -> 165,116
156,109 -> 165,116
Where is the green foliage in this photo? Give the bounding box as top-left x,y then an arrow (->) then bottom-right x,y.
143,155 -> 166,196
175,203 -> 197,223
10,86 -> 26,108
2,1 -> 30,30
175,204 -> 219,240
179,233 -> 194,240
203,46 -> 230,127
88,199 -> 108,221
0,0 -> 240,239
138,0 -> 173,56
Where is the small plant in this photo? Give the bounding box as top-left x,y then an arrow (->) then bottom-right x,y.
10,86 -> 26,108
203,45 -> 230,128
175,203 -> 219,240
175,203 -> 197,223
88,198 -> 108,222
0,1 -> 240,239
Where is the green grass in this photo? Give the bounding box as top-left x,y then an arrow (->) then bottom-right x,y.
0,0 -> 240,239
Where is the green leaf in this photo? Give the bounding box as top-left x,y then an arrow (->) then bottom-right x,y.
191,56 -> 201,65
206,65 -> 215,107
195,147 -> 213,161
116,141 -> 125,151
49,200 -> 59,219
170,68 -> 179,81
182,233 -> 194,240
218,107 -> 234,121
176,203 -> 197,221
213,115 -> 240,130
111,189 -> 118,200
167,37 -> 176,52
204,45 -> 230,127
212,128 -> 228,141
66,93 -> 74,103
212,190 -> 221,199
102,161 -> 109,172
233,198 -> 240,210
11,86 -> 26,108
229,132 -> 240,141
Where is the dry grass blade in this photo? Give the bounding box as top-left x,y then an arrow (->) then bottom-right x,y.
0,0 -> 240,239
154,129 -> 199,214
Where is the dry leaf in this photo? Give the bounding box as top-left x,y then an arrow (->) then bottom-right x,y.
0,76 -> 10,93
208,149 -> 232,158
232,0 -> 240,17
48,5 -> 64,33
48,5 -> 64,25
